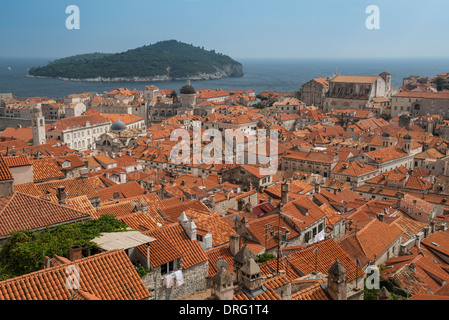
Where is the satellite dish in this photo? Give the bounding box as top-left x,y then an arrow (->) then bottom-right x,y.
216,260 -> 229,271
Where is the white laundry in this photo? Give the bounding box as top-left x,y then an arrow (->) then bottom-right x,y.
314,229 -> 325,242
163,273 -> 174,288
174,270 -> 184,286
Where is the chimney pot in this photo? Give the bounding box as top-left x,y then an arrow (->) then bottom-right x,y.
230,234 -> 241,257
69,245 -> 83,261
57,186 -> 67,205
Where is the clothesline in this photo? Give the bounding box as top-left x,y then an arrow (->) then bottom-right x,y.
162,269 -> 184,288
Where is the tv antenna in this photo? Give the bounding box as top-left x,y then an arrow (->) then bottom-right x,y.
216,259 -> 229,271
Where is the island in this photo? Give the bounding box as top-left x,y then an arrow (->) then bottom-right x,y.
27,40 -> 244,82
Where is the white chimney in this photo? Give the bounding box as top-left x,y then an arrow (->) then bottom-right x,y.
178,211 -> 197,241
120,172 -> 126,184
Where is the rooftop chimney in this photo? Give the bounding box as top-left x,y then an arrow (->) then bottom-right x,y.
230,234 -> 241,257
79,168 -> 89,180
57,186 -> 67,205
178,211 -> 197,241
120,172 -> 126,184
69,245 -> 83,261
209,194 -> 216,209
315,183 -> 321,194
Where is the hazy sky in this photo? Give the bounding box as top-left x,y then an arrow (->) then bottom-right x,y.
1,0 -> 448,59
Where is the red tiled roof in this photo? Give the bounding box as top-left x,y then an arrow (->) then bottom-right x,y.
119,211 -> 162,232
292,281 -> 330,300
3,155 -> 32,168
94,201 -> 135,219
0,249 -> 150,300
48,114 -> 109,132
13,182 -> 44,197
102,113 -> 144,125
98,181 -> 145,203
0,155 -> 13,181
286,238 -> 364,282
354,219 -> 403,261
139,224 -> 208,269
0,192 -> 91,239
32,157 -> 65,182
35,177 -> 99,200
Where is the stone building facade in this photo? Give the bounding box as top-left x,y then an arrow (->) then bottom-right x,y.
391,91 -> 449,118
323,73 -> 391,112
300,77 -> 329,108
141,260 -> 209,300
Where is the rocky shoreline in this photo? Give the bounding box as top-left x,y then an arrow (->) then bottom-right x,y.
25,66 -> 244,83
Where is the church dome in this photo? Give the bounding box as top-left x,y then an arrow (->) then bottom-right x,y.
180,80 -> 196,94
110,119 -> 127,131
403,133 -> 412,140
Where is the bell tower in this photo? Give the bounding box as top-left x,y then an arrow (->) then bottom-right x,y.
402,133 -> 413,154
32,106 -> 46,146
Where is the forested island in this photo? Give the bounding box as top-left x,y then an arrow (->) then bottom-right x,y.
28,40 -> 244,82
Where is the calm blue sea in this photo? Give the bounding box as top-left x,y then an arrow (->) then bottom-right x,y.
1,57 -> 449,98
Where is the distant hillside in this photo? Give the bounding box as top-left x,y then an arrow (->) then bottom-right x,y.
28,40 -> 244,82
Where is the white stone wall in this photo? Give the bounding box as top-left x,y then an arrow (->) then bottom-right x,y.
142,261 -> 209,300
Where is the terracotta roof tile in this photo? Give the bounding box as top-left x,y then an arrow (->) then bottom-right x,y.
94,202 -> 135,219
35,177 -> 99,201
0,249 -> 150,300
0,155 -> 14,181
119,211 -> 162,232
139,224 -> 208,269
0,192 -> 91,239
285,238 -> 364,282
98,181 -> 145,203
32,157 -> 65,182
3,155 -> 32,168
13,182 -> 43,197
292,281 -> 330,300
354,219 -> 403,261
65,195 -> 97,216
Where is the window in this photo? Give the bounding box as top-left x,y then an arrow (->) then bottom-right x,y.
304,231 -> 311,243
160,260 -> 176,275
318,222 -> 323,233
312,227 -> 317,237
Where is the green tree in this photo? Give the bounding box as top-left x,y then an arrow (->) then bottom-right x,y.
0,215 -> 128,278
294,88 -> 302,100
257,253 -> 276,262
169,90 -> 178,103
435,77 -> 444,91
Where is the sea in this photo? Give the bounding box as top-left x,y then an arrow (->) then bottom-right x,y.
1,57 -> 449,98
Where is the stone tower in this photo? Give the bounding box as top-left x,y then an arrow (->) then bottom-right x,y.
32,105 -> 46,146
327,260 -> 348,300
143,85 -> 160,102
379,72 -> 392,96
402,133 -> 413,154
